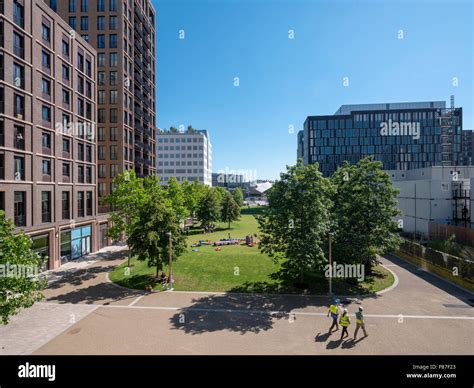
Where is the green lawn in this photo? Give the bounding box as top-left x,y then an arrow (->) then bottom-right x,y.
109,207 -> 394,295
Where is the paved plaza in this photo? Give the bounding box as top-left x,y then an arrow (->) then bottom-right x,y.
1,248 -> 473,355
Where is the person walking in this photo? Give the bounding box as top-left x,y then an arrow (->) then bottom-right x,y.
327,298 -> 340,333
354,306 -> 368,340
339,308 -> 351,340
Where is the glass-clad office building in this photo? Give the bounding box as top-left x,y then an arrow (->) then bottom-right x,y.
302,101 -> 464,176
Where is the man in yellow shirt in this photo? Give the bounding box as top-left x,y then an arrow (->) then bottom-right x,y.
339,308 -> 351,340
327,298 -> 341,333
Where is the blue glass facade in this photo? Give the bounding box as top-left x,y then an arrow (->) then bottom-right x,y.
303,104 -> 464,176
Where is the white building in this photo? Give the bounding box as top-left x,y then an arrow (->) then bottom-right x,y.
389,166 -> 474,238
156,129 -> 212,185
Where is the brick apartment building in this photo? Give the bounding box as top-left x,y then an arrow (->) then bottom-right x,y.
0,0 -> 108,269
47,0 -> 157,213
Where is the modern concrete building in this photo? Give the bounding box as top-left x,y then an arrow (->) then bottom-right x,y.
0,0 -> 105,269
302,101 -> 465,176
157,129 -> 212,186
212,172 -> 244,188
389,166 -> 474,238
297,130 -> 304,161
48,0 -> 157,213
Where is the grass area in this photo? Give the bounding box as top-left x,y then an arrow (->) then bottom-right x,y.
109,207 -> 395,295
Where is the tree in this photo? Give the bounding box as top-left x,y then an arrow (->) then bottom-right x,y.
187,125 -> 196,133
196,188 -> 221,230
214,187 -> 227,204
169,126 -> 178,133
221,192 -> 241,229
128,194 -> 187,278
0,211 -> 46,324
166,177 -> 188,221
331,157 -> 401,273
232,188 -> 244,207
257,160 -> 333,284
183,179 -> 206,217
106,171 -> 150,267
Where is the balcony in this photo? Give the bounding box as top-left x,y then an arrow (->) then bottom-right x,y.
134,106 -> 143,118
135,139 -> 144,149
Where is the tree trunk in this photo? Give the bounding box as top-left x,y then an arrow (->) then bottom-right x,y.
156,264 -> 159,278
127,246 -> 131,267
299,267 -> 304,283
228,220 -> 231,229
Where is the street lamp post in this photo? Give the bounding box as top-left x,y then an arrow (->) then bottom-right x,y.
166,232 -> 173,290
328,233 -> 333,296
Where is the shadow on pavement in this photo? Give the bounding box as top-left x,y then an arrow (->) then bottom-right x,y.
314,332 -> 331,342
45,281 -> 140,304
169,293 -> 329,334
47,265 -> 117,290
326,339 -> 342,349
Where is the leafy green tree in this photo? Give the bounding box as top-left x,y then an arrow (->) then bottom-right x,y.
232,188 -> 244,207
166,177 -> 188,221
214,187 -> 227,204
331,157 -> 401,272
221,192 -> 241,229
169,126 -> 178,133
106,171 -> 149,267
0,211 -> 46,324
183,179 -> 206,217
257,160 -> 333,283
128,194 -> 187,278
197,188 -> 222,230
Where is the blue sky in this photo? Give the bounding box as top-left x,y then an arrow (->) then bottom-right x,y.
154,0 -> 473,180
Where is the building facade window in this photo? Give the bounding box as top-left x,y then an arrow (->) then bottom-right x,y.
14,125 -> 24,149
62,191 -> 70,220
77,191 -> 84,217
69,17 -> 76,30
14,191 -> 26,226
42,159 -> 51,176
97,35 -> 105,48
42,132 -> 51,150
80,16 -> 88,31
0,153 -> 4,180
41,24 -> 50,42
14,156 -> 24,180
13,0 -> 24,28
41,191 -> 51,223
42,78 -> 51,96
62,162 -> 70,178
69,0 -> 76,12
42,105 -> 51,122
13,32 -> 24,58
86,191 -> 93,216
13,63 -> 24,89
14,94 -> 24,119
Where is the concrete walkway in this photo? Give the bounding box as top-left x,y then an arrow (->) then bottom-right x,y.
1,249 -> 473,355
